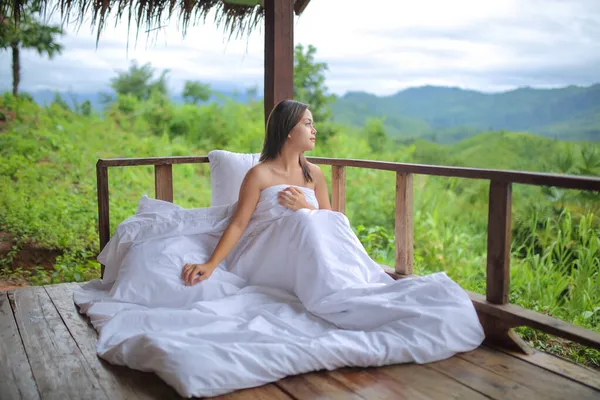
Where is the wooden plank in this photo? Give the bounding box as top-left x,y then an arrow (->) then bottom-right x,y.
154,164 -> 173,203
459,345 -> 600,400
326,367 -> 429,400
96,162 -> 109,278
11,286 -> 107,400
469,291 -> 600,351
277,370 -> 365,399
331,165 -> 346,213
45,283 -> 181,400
395,173 -> 414,275
98,156 -> 208,167
263,0 -> 294,122
0,292 -> 40,400
374,363 -> 489,399
486,181 -> 511,304
490,345 -> 600,391
431,351 -> 541,400
214,383 -> 293,399
305,157 -> 600,191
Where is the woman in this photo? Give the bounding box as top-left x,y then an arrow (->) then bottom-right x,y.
182,99 -> 332,286
77,99 -> 485,398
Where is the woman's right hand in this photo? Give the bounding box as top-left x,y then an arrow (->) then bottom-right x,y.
182,263 -> 216,286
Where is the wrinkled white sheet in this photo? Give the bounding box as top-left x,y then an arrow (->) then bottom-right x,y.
74,184 -> 485,398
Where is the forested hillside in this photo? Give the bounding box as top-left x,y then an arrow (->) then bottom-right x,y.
332,84 -> 600,142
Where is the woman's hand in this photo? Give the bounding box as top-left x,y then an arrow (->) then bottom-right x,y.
182,263 -> 216,286
278,186 -> 313,211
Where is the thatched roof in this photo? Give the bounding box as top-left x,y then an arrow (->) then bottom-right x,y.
3,0 -> 311,41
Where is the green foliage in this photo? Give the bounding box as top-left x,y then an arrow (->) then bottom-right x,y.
52,92 -> 70,110
0,2 -> 63,54
0,92 -> 208,273
354,225 -> 395,263
363,117 -> 388,152
0,1 -> 64,95
183,81 -> 212,104
79,100 -> 92,116
109,60 -> 170,101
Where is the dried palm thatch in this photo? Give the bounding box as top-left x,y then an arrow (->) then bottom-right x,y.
2,0 -> 308,43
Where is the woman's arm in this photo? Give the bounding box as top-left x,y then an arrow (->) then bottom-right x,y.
277,164 -> 332,211
313,165 -> 332,210
205,169 -> 261,267
182,168 -> 262,285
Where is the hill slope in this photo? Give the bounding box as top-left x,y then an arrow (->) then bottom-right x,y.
331,84 -> 600,142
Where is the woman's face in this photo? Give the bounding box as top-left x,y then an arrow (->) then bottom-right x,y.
287,109 -> 317,151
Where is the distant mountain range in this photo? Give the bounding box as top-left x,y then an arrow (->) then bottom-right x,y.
23,88 -> 252,109
18,83 -> 600,143
331,84 -> 600,142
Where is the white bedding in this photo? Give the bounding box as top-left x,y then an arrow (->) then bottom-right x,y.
74,185 -> 485,398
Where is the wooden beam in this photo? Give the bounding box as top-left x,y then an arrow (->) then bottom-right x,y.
486,181 -> 512,304
96,162 -> 109,278
304,157 -> 600,192
483,181 -> 523,352
331,166 -> 346,213
395,173 -> 414,276
98,156 -> 208,167
96,156 -> 600,192
264,0 -> 294,122
154,164 -> 173,203
469,291 -> 600,351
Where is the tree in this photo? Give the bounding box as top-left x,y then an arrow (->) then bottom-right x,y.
110,60 -> 169,100
577,146 -> 600,176
0,2 -> 63,96
294,44 -> 337,142
183,81 -> 211,105
363,117 -> 388,152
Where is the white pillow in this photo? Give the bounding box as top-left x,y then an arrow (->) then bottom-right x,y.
208,150 -> 261,206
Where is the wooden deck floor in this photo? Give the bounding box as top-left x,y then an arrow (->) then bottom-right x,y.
1,283 -> 599,400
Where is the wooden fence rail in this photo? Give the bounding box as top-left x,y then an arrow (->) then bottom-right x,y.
96,156 -> 600,354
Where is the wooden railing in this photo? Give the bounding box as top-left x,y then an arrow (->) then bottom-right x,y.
96,156 -> 600,354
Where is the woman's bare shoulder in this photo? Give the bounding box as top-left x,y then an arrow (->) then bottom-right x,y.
307,162 -> 324,177
243,162 -> 271,189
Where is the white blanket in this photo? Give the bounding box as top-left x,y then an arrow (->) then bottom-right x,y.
74,184 -> 485,398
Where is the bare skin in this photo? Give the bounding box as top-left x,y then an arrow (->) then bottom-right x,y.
181,109 -> 332,286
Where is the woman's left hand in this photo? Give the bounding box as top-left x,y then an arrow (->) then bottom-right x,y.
278,187 -> 311,211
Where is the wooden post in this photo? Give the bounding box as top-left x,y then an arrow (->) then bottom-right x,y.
264,0 -> 294,122
395,173 -> 414,276
331,166 -> 346,213
483,181 -> 532,354
155,164 -> 173,202
96,162 -> 109,278
486,181 -> 512,304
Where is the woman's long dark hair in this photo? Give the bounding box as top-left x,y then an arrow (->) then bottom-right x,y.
260,99 -> 313,183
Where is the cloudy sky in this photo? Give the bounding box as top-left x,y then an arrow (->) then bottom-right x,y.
1,0 -> 599,96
